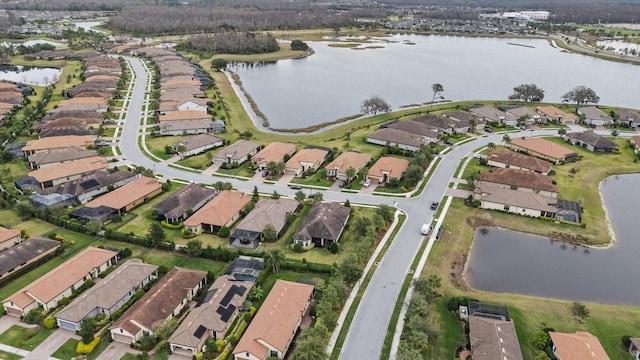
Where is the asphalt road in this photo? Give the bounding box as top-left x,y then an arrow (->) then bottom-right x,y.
119,55 -> 632,359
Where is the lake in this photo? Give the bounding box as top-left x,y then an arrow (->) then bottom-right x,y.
232,34 -> 640,129
73,21 -> 105,33
465,174 -> 640,305
0,64 -> 62,86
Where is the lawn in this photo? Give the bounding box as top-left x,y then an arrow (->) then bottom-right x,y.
145,135 -> 192,160
0,209 -> 22,227
0,325 -> 52,351
0,349 -> 22,360
51,338 -> 79,360
12,219 -> 57,237
174,151 -> 213,170
215,161 -> 256,178
290,171 -> 334,188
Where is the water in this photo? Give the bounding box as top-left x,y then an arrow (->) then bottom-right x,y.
232,34 -> 640,129
0,64 -> 62,86
0,40 -> 63,48
73,21 -> 105,34
597,39 -> 640,57
465,174 -> 640,305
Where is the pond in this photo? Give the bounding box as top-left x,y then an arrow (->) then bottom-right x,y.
73,21 -> 105,33
597,39 -> 640,57
464,174 -> 640,305
231,34 -> 640,129
0,40 -> 64,49
0,64 -> 62,86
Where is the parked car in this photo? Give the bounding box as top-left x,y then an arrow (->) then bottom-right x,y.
421,223 -> 432,235
262,171 -> 269,178
338,180 -> 346,188
289,184 -> 302,190
473,153 -> 483,159
363,179 -> 371,187
430,201 -> 439,210
484,127 -> 493,133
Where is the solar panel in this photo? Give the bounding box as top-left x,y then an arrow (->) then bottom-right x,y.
196,289 -> 217,308
193,325 -> 207,339
80,179 -> 100,190
220,285 -> 239,306
220,304 -> 236,323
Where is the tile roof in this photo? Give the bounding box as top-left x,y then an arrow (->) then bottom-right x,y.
159,119 -> 212,132
480,168 -> 558,193
234,198 -> 299,234
367,156 -> 410,179
85,176 -> 161,210
28,157 -> 108,183
234,280 -> 314,359
28,146 -> 99,166
475,182 -> 558,213
325,151 -> 372,174
578,106 -> 612,122
565,131 -> 618,150
40,170 -> 137,198
0,225 -> 20,244
509,137 -> 576,161
168,275 -> 253,348
159,110 -> 211,122
184,190 -> 251,228
173,134 -> 224,152
110,267 -> 207,335
38,126 -> 96,138
153,184 -> 217,220
213,140 -> 261,162
285,148 -> 328,169
22,135 -> 95,152
505,106 -> 537,118
549,331 -> 610,360
487,149 -> 551,173
386,120 -> 440,137
0,237 -> 59,276
293,202 -> 350,243
469,106 -> 515,122
6,247 -> 117,308
252,142 -> 296,165
613,108 -> 640,122
55,259 -> 158,323
469,316 -> 523,360
536,105 -> 579,120
367,128 -> 424,148
58,96 -> 107,107
413,114 -> 456,130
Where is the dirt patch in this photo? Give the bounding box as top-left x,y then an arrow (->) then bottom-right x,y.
465,214 -> 494,228
450,252 -> 468,290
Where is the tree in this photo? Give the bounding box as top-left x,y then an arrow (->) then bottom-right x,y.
290,39 -> 309,51
502,134 -> 511,145
185,239 -> 202,257
176,144 -> 187,159
211,58 -> 228,71
295,190 -> 306,203
248,285 -> 264,301
508,83 -> 545,102
79,317 -> 96,343
558,128 -> 567,135
487,142 -> 496,150
530,331 -> 550,350
360,95 -> 391,115
345,167 -> 356,182
24,308 -> 44,325
270,190 -> 280,199
312,192 -> 323,203
562,86 -> 600,106
338,254 -> 362,284
252,186 -> 260,203
571,301 -> 590,319
218,226 -> 230,237
262,224 -> 277,242
431,83 -> 444,103
85,220 -> 102,234
264,249 -> 285,273
147,222 -> 166,247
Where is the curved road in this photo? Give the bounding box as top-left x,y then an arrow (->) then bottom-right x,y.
118,55 -> 629,359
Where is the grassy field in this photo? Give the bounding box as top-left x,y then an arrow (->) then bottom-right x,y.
145,135 -> 191,160
13,219 -> 57,237
174,151 -> 212,170
0,325 -> 53,351
0,209 -> 23,227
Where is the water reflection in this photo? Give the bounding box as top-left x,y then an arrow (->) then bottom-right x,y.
0,64 -> 61,86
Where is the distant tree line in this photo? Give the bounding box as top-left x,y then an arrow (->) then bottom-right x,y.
178,32 -> 279,55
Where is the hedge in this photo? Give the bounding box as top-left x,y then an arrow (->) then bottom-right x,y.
77,336 -> 101,354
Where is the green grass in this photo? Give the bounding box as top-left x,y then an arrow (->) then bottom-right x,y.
215,161 -> 255,178
145,136 -> 191,160
0,209 -> 23,227
175,152 -> 213,170
0,325 -> 53,351
425,297 -> 466,359
51,338 -> 79,360
290,171 -> 334,187
13,219 -> 57,237
103,127 -> 116,137
0,349 -> 22,360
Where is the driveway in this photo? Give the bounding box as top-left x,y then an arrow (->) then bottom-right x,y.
275,172 -> 295,187
25,329 -> 79,360
97,340 -> 140,360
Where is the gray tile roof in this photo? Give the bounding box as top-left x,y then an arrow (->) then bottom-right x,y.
565,131 -> 618,151
152,183 -> 216,220
293,202 -> 350,243
469,316 -> 523,360
0,237 -> 59,276
235,198 -> 299,234
213,139 -> 261,162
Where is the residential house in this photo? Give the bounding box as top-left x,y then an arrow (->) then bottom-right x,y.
536,105 -> 579,124
284,148 -> 329,177
57,97 -> 108,112
3,247 -> 119,317
55,259 -> 158,331
556,199 -> 582,224
159,110 -> 210,123
479,168 -> 558,198
549,331 -> 610,360
184,190 -> 252,233
384,120 -> 439,142
21,135 -> 95,156
70,205 -> 118,223
367,156 -> 410,184
29,193 -> 76,210
325,151 -> 372,181
563,131 -> 619,152
631,135 -> 640,154
173,134 -> 224,158
486,149 -> 552,174
233,280 -> 314,360
83,176 -> 162,216
110,267 -> 207,344
614,108 -> 640,128
578,106 -> 613,126
628,338 -> 640,360
469,106 -> 517,126
413,114 -> 457,133
153,184 -> 217,224
251,142 -> 296,171
467,302 -> 523,360
39,170 -> 138,204
168,276 -> 253,357
474,182 -> 557,218
0,226 -> 22,251
212,140 -> 261,166
159,119 -> 215,136
509,137 -> 578,164
38,126 -> 96,138
366,128 -> 425,152
0,237 -> 59,281
230,198 -> 299,249
504,106 -> 540,124
293,202 -> 350,248
28,157 -> 108,189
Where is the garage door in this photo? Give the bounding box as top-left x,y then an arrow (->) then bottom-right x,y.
57,319 -> 78,331
111,332 -> 133,344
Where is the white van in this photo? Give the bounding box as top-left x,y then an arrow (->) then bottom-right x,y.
421,224 -> 432,235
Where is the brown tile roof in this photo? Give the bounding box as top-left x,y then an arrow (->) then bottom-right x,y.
509,137 -> 576,161
413,114 -> 455,130
58,97 -> 107,107
631,135 -> 640,145
549,331 -> 610,360
38,126 -> 96,138
22,135 -> 95,152
469,316 -> 523,360
487,149 -> 551,173
152,184 -> 217,220
110,267 -> 207,335
161,78 -> 201,88
55,259 -> 158,323
367,157 -> 410,180
173,134 -> 224,152
294,202 -> 350,243
29,157 -> 107,183
6,247 -> 117,308
184,190 -> 251,228
252,142 -> 296,165
480,168 -> 558,193
159,119 -> 212,132
386,120 -> 440,138
85,176 -> 161,210
367,128 -> 424,148
159,110 -> 210,122
235,198 -> 299,234
614,108 -> 640,122
168,275 -> 253,348
475,182 -> 558,213
444,111 -> 481,123
213,140 -> 261,162
285,148 -> 328,169
578,106 -> 612,122
234,280 -> 314,359
469,106 -> 516,122
536,105 -> 579,120
0,225 -> 20,244
28,146 -> 98,166
325,151 -> 372,174
0,237 -> 59,276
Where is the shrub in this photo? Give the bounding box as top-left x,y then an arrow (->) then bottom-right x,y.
161,220 -> 183,229
215,339 -> 227,352
54,234 -> 64,241
218,226 -> 230,238
24,308 -> 44,325
43,317 -> 56,329
293,243 -> 303,253
122,248 -> 132,257
76,336 -> 101,355
138,335 -> 157,351
328,242 -> 339,254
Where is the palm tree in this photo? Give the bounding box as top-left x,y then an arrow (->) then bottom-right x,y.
502,134 -> 511,145
487,142 -> 496,150
264,249 -> 285,273
557,128 -> 567,135
345,167 -> 356,182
